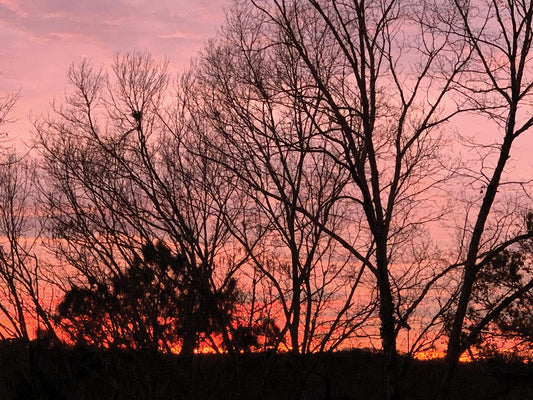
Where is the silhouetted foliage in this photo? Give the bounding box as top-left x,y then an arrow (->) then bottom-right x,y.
56,241 -> 240,355
466,249 -> 533,359
231,317 -> 284,353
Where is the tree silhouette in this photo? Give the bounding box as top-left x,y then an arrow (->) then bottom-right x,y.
0,152 -> 56,341
196,1 -> 469,397
0,91 -> 19,142
56,241 -> 240,356
36,52 -> 248,354
463,249 -> 533,359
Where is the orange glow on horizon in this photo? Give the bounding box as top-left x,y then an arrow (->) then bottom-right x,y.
414,350 -> 472,362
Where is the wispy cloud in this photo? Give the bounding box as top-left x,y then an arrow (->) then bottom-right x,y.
0,0 -> 229,143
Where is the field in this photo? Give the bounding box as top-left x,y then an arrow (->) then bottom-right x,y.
0,340 -> 531,400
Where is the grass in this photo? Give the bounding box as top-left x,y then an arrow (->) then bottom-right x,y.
0,340 -> 531,400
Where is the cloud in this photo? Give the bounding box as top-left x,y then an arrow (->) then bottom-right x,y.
0,0 -> 227,55
0,0 -> 27,17
0,0 -> 230,145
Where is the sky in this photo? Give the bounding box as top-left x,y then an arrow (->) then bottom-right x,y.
0,0 -> 230,145
1,0 -> 532,173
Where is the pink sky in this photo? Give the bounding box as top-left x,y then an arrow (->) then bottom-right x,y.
1,0 -> 532,177
0,0 -> 229,145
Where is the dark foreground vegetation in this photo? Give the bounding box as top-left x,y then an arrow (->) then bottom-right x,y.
0,340 -> 531,400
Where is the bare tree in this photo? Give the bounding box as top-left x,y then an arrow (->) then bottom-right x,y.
438,0 -> 533,396
0,91 -> 19,144
35,52 -> 246,355
190,3 -> 378,354
22,2 -> 533,399
0,91 -> 57,341
0,152 -> 56,341
209,1 -> 470,398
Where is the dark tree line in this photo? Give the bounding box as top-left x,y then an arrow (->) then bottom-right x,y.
0,1 -> 533,399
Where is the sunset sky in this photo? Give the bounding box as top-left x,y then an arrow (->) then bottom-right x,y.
0,0 -> 531,386
1,0 -> 533,167
0,0 -> 229,145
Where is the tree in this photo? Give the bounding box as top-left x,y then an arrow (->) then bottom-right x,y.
0,91 -> 19,144
0,152 -> 56,341
36,52 -> 246,355
207,1 -> 469,398
462,247 -> 533,360
0,89 -> 57,342
56,240 -> 240,354
192,3 -> 376,354
439,0 -> 533,395
27,3 -> 533,399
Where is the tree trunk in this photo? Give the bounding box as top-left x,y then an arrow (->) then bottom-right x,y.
290,260 -> 301,354
376,245 -> 399,400
438,130 -> 516,399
